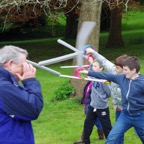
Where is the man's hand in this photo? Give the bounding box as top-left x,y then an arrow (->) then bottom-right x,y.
15,62 -> 36,81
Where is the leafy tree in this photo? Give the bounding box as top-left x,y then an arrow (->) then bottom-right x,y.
106,0 -> 124,48
0,2 -> 45,30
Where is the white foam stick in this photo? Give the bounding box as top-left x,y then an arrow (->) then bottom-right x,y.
57,39 -> 88,60
76,21 -> 96,67
27,60 -> 61,76
59,74 -> 109,84
60,74 -> 80,79
60,65 -> 89,68
84,77 -> 109,83
57,39 -> 79,52
38,52 -> 79,66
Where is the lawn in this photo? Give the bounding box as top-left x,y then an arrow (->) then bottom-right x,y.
0,10 -> 144,144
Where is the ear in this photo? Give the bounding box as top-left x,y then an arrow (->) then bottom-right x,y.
132,68 -> 137,74
100,66 -> 104,71
4,59 -> 13,69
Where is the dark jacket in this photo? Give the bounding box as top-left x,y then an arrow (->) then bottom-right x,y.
83,81 -> 92,114
0,67 -> 43,144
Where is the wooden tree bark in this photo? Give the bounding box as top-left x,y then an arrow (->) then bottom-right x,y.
65,13 -> 78,39
106,4 -> 124,48
100,4 -> 111,31
70,0 -> 103,97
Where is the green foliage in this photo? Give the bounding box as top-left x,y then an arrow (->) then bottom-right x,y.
0,13 -> 66,41
51,81 -> 75,101
47,12 -> 66,26
45,12 -> 66,37
122,11 -> 144,31
0,22 -> 14,32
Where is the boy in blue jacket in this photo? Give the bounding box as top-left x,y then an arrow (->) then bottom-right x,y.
80,56 -> 144,143
0,45 -> 44,144
84,46 -> 128,144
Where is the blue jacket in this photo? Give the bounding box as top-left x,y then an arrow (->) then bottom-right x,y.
0,67 -> 43,144
88,70 -> 144,114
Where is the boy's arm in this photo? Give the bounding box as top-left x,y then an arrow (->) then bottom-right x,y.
88,70 -> 118,84
85,48 -> 115,73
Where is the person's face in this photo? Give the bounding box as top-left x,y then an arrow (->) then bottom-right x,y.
123,66 -> 136,79
4,53 -> 27,77
115,65 -> 123,74
92,61 -> 103,72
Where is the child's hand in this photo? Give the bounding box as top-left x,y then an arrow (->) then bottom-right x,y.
79,70 -> 88,74
85,48 -> 94,55
86,55 -> 94,64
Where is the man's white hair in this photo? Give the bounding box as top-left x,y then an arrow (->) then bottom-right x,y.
0,45 -> 28,66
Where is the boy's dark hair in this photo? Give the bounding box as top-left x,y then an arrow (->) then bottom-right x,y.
122,56 -> 140,73
115,54 -> 128,68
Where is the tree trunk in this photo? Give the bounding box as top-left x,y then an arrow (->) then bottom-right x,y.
65,13 -> 79,39
106,4 -> 124,48
71,0 -> 103,97
100,4 -> 111,31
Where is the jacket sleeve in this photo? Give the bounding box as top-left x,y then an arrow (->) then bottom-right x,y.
0,78 -> 43,121
88,70 -> 121,84
91,51 -> 115,73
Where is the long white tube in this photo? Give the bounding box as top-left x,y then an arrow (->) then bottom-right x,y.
60,65 -> 89,68
60,74 -> 80,79
57,39 -> 86,59
38,52 -> 79,66
59,74 -> 109,84
57,39 -> 79,52
27,60 -> 61,76
76,21 -> 96,67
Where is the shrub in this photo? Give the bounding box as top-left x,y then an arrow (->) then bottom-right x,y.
51,81 -> 75,101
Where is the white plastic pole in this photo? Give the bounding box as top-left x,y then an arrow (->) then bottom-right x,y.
59,74 -> 109,84
57,39 -> 79,52
57,39 -> 86,59
60,65 -> 89,68
76,21 -> 96,67
38,52 -> 79,66
60,74 -> 80,79
27,60 -> 61,76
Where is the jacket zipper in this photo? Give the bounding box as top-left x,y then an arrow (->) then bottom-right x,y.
126,79 -> 132,113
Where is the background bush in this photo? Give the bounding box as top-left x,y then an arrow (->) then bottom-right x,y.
51,80 -> 75,101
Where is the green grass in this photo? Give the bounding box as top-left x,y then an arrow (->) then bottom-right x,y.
0,10 -> 144,144
122,11 -> 144,31
32,67 -> 142,144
